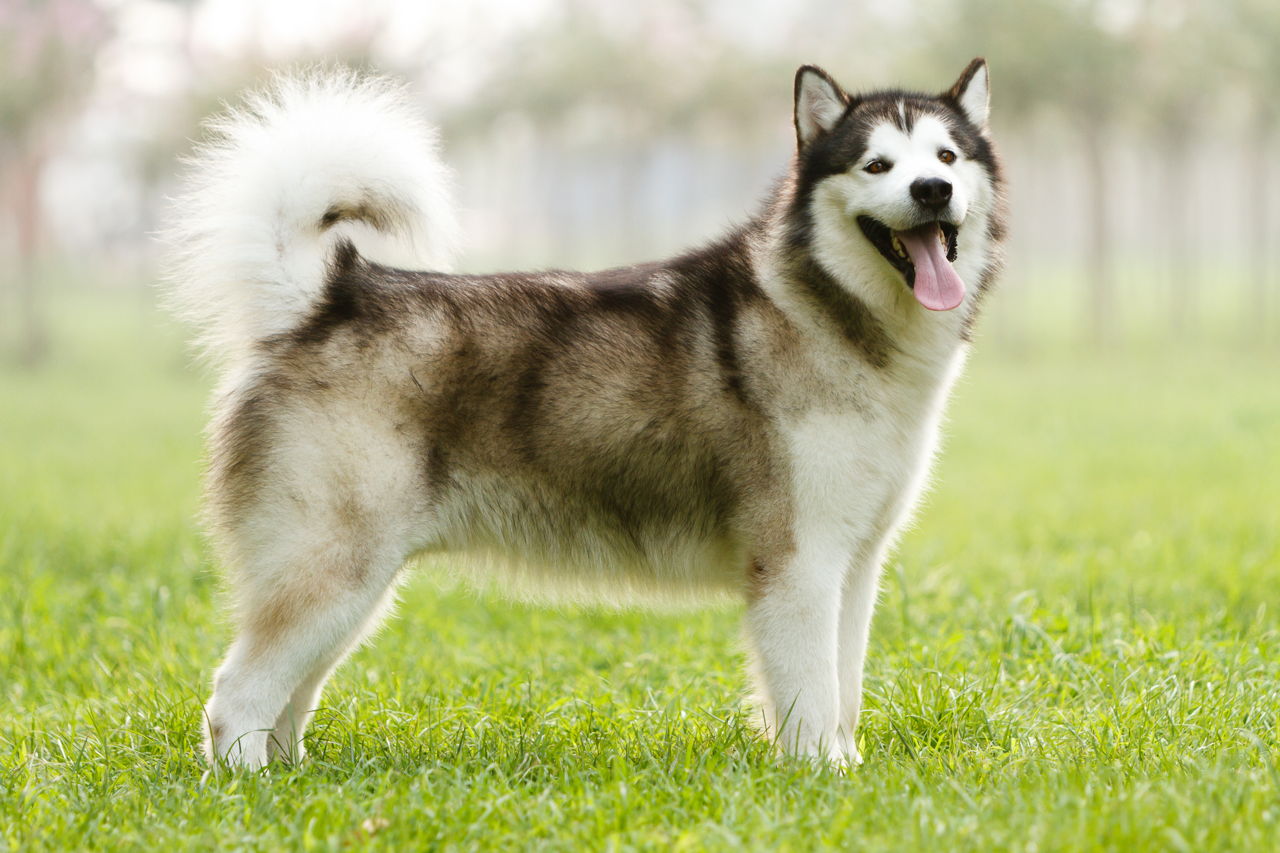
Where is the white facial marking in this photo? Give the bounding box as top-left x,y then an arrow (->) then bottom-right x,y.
849,115 -> 973,229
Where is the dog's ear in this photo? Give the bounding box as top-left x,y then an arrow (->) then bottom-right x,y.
947,58 -> 989,130
794,65 -> 849,150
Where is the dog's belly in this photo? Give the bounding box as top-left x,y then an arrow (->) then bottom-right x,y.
423,468 -> 747,601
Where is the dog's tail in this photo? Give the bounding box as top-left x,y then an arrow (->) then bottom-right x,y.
161,68 -> 458,364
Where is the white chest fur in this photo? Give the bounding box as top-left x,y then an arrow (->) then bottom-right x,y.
783,342 -> 968,567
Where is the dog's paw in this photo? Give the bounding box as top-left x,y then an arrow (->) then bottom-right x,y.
266,735 -> 306,765
205,722 -> 270,771
827,729 -> 863,772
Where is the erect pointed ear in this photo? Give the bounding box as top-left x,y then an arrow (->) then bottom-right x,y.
794,65 -> 849,150
947,58 -> 989,129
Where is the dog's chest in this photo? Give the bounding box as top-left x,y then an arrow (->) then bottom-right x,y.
780,346 -> 964,549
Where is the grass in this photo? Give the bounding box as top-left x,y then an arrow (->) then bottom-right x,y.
2,283 -> 1279,850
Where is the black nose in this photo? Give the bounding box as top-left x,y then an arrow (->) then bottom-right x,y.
910,177 -> 953,209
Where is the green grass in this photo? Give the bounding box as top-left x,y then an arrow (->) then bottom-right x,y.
2,284 -> 1279,851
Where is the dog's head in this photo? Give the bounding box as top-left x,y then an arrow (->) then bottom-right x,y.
791,59 -> 1001,313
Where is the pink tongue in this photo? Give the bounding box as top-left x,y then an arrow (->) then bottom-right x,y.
896,224 -> 965,311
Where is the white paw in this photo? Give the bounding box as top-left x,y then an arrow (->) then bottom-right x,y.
266,731 -> 306,764
827,728 -> 863,770
828,744 -> 863,771
205,723 -> 269,770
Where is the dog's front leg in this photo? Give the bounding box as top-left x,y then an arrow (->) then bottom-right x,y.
834,560 -> 882,766
745,550 -> 848,764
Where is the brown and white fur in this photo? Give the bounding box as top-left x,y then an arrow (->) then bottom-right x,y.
163,62 -> 1005,769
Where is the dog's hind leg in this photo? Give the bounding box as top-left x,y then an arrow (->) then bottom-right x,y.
264,581 -> 400,764
203,527 -> 407,769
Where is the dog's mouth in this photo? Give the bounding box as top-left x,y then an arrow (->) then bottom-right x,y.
856,217 -> 964,311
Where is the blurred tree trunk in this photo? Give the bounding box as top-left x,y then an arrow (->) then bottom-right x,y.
1081,121 -> 1113,345
1164,129 -> 1194,336
0,0 -> 109,366
12,146 -> 49,366
1246,117 -> 1272,341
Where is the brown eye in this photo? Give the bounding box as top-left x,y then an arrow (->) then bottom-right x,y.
864,160 -> 891,174
938,149 -> 957,165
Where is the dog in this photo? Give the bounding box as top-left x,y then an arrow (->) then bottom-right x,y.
163,59 -> 1005,769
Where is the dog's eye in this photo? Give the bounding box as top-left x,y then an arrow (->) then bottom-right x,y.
938,149 -> 957,165
864,160 -> 891,175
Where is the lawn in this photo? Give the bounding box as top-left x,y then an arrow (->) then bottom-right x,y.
2,285 -> 1278,850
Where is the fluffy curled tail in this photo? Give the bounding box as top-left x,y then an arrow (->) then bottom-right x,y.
161,68 -> 458,363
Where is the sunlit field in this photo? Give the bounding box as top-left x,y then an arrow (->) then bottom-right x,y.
2,282 -> 1278,850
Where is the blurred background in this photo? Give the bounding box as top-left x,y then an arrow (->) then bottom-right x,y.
3,4 -> 1280,838
1,0 -> 1277,363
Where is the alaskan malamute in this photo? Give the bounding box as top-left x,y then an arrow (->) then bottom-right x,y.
164,59 -> 1005,768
